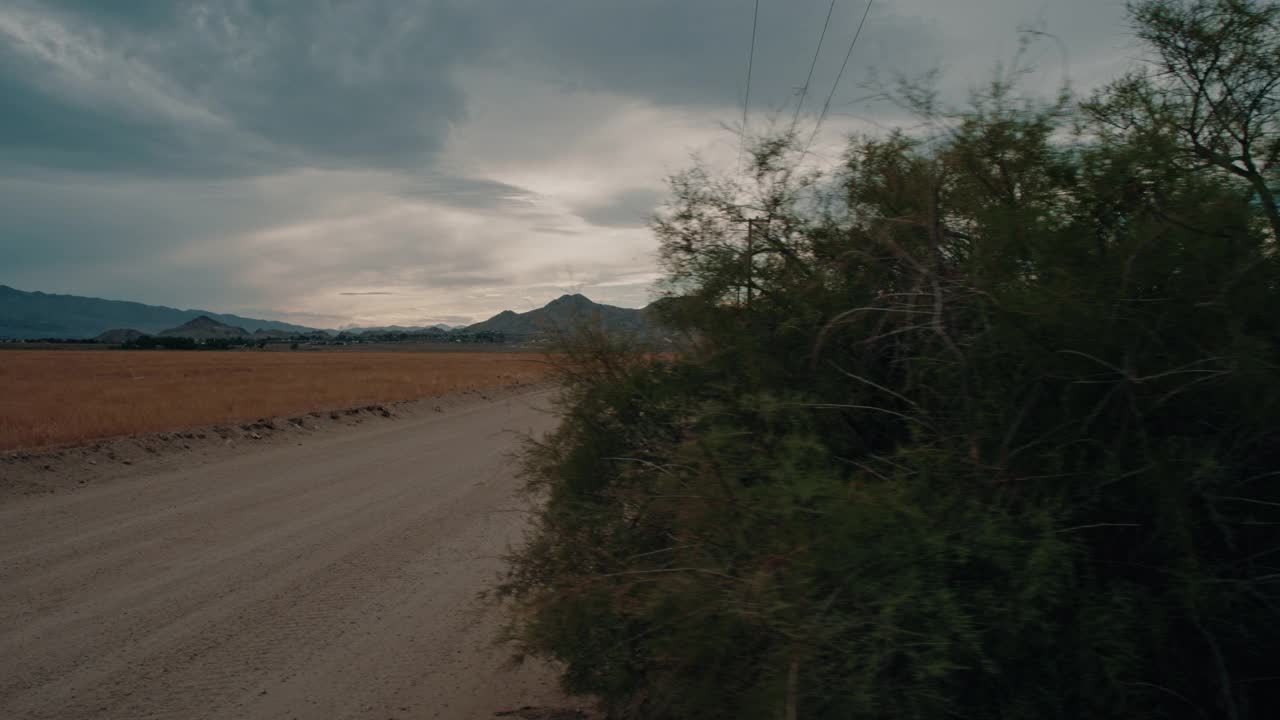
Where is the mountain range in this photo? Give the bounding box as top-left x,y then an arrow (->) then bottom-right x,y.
0,285 -> 655,340
0,285 -> 315,339
342,324 -> 463,335
466,294 -> 652,337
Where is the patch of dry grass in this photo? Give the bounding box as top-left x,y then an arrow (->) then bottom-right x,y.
0,350 -> 549,451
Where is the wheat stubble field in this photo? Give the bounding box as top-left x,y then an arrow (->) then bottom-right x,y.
0,349 -> 548,451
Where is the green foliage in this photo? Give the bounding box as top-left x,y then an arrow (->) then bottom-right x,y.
1084,0 -> 1280,241
500,3 -> 1280,718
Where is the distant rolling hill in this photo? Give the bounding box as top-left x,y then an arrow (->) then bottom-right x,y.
159,316 -> 251,340
94,328 -> 149,344
0,285 -> 316,339
466,293 -> 654,337
342,324 -> 460,335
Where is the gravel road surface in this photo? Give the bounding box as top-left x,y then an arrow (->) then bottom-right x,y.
0,389 -> 573,720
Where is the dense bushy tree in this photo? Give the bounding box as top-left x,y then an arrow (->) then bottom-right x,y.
501,2 -> 1280,718
1085,0 -> 1280,241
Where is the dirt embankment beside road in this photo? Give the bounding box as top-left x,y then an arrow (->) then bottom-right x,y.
1,383 -> 545,499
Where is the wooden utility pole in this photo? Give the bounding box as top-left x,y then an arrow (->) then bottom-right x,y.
744,217 -> 758,307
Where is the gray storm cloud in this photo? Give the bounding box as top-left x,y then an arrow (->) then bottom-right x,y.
0,0 -> 1132,326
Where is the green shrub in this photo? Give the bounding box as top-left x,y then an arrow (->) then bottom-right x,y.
501,3 -> 1280,717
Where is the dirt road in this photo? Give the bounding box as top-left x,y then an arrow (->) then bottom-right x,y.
0,389 -> 576,720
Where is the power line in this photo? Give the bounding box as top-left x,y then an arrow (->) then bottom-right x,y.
803,0 -> 874,156
790,0 -> 839,131
738,0 -> 760,174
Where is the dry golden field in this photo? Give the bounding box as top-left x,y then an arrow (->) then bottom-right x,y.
0,350 -> 549,451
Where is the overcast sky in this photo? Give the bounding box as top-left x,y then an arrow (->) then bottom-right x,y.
0,0 -> 1135,328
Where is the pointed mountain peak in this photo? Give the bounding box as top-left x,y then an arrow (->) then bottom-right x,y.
546,293 -> 594,308
159,315 -> 249,338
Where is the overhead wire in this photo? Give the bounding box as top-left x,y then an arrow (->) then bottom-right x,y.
738,0 -> 761,175
802,0 -> 874,158
790,0 -> 839,132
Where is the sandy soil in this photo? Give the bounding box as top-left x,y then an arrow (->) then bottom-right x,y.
0,387 -> 590,720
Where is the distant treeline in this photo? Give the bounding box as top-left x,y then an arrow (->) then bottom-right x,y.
329,329 -> 508,344
122,336 -> 265,350
0,337 -> 105,344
